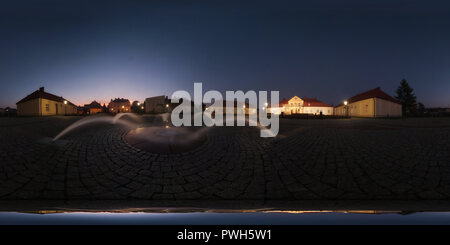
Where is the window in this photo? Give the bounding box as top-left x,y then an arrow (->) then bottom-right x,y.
45,104 -> 49,112
365,104 -> 368,112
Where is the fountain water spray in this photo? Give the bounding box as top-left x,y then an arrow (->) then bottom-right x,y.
53,113 -> 141,141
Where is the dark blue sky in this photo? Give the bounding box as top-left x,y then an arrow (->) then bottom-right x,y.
1,0 -> 450,108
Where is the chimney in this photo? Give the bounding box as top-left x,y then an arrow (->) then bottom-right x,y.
39,87 -> 44,92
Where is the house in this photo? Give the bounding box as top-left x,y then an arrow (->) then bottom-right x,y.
0,107 -> 17,116
131,100 -> 145,113
206,100 -> 256,115
268,96 -> 303,115
108,98 -> 131,113
334,87 -> 402,117
426,107 -> 450,117
267,96 -> 333,115
302,97 -> 334,115
16,87 -> 77,116
84,101 -> 103,115
145,96 -> 169,114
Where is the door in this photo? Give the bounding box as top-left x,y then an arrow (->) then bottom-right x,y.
55,104 -> 58,115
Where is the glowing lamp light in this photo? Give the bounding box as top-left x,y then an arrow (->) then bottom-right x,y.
64,100 -> 67,105
141,106 -> 144,109
243,105 -> 246,108
137,102 -> 140,106
122,105 -> 125,108
265,102 -> 268,107
166,104 -> 169,108
344,101 -> 348,106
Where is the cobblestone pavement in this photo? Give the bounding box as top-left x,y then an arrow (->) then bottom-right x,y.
1,116 -> 450,200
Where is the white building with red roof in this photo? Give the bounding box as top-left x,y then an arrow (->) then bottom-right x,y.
268,96 -> 333,115
302,97 -> 334,115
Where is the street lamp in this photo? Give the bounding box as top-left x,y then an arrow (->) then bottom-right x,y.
344,101 -> 349,117
63,100 -> 67,115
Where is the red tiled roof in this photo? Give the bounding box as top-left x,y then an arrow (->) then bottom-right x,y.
340,87 -> 400,106
85,101 -> 103,109
16,87 -> 76,106
302,97 -> 332,107
267,98 -> 290,108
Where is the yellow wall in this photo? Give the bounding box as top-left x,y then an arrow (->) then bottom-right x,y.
334,98 -> 402,117
334,105 -> 346,116
349,98 -> 375,117
18,98 -> 77,116
375,98 -> 402,117
17,99 -> 40,116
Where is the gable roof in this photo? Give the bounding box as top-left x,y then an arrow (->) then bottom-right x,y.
16,87 -> 76,106
85,101 -> 103,109
111,98 -> 130,103
267,98 -> 290,108
302,97 -> 332,107
345,87 -> 400,105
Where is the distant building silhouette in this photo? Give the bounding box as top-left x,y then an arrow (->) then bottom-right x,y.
145,96 -> 168,114
84,101 -> 103,115
108,98 -> 131,113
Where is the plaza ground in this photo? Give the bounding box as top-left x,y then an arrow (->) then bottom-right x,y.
0,115 -> 449,204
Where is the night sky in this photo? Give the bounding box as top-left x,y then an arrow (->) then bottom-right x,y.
1,0 -> 450,108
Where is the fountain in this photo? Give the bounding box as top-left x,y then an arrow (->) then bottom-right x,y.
52,113 -> 141,141
47,112 -> 274,153
46,113 -> 210,154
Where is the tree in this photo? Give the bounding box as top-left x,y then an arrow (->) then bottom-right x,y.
395,79 -> 417,116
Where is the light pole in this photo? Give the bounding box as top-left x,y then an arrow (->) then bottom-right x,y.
64,100 -> 67,115
344,101 -> 348,117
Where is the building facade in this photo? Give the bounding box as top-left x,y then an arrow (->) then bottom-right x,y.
16,87 -> 77,116
302,97 -> 334,115
145,96 -> 169,114
268,96 -> 333,115
334,87 -> 402,117
84,101 -> 104,115
108,98 -> 131,113
206,101 -> 256,115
